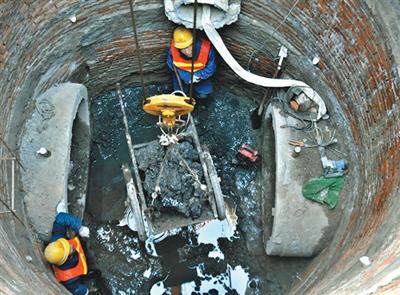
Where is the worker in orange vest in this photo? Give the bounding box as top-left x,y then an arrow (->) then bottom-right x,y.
167,26 -> 217,100
44,212 -> 100,295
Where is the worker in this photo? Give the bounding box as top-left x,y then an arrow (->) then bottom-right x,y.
167,26 -> 217,101
44,212 -> 100,295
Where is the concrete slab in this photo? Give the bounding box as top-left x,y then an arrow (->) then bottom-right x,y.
266,103 -> 329,257
20,83 -> 90,241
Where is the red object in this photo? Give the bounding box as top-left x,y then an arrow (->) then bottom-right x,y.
237,144 -> 259,162
171,39 -> 211,72
53,237 -> 88,282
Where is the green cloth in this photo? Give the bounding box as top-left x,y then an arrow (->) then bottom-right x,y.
302,176 -> 346,209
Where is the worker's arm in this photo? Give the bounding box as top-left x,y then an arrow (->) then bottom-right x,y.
50,212 -> 82,242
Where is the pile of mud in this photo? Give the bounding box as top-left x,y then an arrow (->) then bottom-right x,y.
136,140 -> 208,219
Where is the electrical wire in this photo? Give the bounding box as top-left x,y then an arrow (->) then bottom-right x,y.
189,0 -> 198,104
128,0 -> 147,101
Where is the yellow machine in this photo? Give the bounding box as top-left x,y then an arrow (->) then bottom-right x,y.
143,91 -> 195,128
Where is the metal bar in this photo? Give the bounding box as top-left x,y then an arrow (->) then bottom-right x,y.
116,83 -> 148,212
132,140 -> 158,150
172,65 -> 185,94
11,159 -> 15,211
121,163 -> 147,241
202,146 -> 226,220
0,157 -> 16,160
187,116 -> 217,216
0,191 -> 24,225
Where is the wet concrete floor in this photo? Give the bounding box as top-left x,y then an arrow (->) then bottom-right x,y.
84,84 -> 310,294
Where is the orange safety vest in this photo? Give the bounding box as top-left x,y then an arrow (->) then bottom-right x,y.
53,237 -> 88,282
171,39 -> 211,72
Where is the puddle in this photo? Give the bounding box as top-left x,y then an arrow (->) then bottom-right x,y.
150,213 -> 254,295
150,264 -> 251,295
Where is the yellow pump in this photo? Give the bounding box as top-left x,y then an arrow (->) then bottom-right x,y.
143,91 -> 195,128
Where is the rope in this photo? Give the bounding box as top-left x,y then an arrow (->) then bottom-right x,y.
128,0 -> 147,101
188,0 -> 198,104
247,0 -> 302,71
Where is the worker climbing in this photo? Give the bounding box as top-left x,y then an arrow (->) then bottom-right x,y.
167,26 -> 217,101
44,212 -> 101,295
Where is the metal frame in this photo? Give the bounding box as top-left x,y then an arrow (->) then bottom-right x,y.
122,116 -> 226,240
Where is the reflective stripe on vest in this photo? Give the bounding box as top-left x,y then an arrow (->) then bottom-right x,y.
53,237 -> 88,282
171,39 -> 211,72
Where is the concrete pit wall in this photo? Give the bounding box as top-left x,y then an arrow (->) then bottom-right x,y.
0,1 -> 399,294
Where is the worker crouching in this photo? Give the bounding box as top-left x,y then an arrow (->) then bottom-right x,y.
44,212 -> 100,295
167,26 -> 217,100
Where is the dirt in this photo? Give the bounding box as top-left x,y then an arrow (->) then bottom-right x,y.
84,84 -> 312,295
135,140 -> 207,219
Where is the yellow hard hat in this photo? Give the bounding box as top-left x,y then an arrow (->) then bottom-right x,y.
173,27 -> 193,49
44,238 -> 71,266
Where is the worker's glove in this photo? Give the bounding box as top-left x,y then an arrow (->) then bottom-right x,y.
192,75 -> 201,83
79,226 -> 90,238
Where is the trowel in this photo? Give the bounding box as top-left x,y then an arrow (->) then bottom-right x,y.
251,46 -> 287,129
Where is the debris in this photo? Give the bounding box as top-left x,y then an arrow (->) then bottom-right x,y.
135,140 -> 207,219
143,267 -> 152,278
359,256 -> 371,266
302,176 -> 346,209
314,124 -> 348,177
36,147 -> 51,157
292,146 -> 301,158
323,159 -> 348,178
312,56 -> 320,65
289,92 -> 316,113
25,255 -> 33,262
69,14 -> 77,23
159,133 -> 179,146
236,144 -> 259,164
56,200 -> 67,214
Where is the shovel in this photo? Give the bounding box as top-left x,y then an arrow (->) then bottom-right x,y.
251,46 -> 287,129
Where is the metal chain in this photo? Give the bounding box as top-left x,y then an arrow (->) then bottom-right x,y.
128,0 -> 147,101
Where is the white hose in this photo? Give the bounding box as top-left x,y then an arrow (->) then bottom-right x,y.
201,6 -> 326,121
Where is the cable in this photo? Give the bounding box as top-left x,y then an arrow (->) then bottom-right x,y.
247,0 -> 302,71
189,0 -> 198,104
128,0 -> 147,101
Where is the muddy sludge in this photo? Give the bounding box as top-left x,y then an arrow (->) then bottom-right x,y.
84,84 -> 310,294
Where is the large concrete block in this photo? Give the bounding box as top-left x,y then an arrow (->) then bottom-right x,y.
266,104 -> 329,257
20,83 -> 90,241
